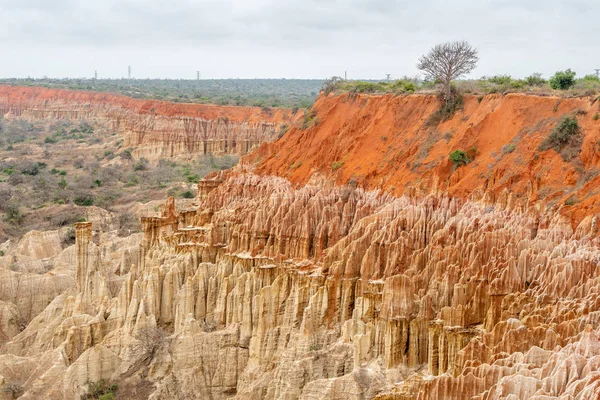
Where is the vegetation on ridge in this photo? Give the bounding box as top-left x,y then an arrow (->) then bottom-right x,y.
538,116 -> 583,161
0,78 -> 322,109
0,117 -> 239,242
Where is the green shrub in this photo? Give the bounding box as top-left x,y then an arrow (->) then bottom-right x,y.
426,88 -> 463,127
133,158 -> 148,171
350,81 -> 379,93
0,250 -> 4,257
525,73 -> 546,87
539,116 -> 583,161
449,150 -> 470,167
185,173 -> 200,183
278,124 -> 289,139
119,149 -> 133,160
181,190 -> 195,198
73,194 -> 94,206
539,117 -> 580,150
594,113 -> 599,121
332,161 -> 344,170
44,136 -> 58,144
502,144 -> 516,154
487,75 -> 512,85
549,69 -> 576,90
403,82 -> 416,93
582,74 -> 600,83
83,379 -> 118,400
3,202 -> 22,224
321,76 -> 343,95
301,110 -> 319,129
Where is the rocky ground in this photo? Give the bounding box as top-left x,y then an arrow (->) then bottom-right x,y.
2,88 -> 600,399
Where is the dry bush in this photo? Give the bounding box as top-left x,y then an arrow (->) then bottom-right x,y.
538,116 -> 582,161
2,382 -> 24,400
133,326 -> 168,359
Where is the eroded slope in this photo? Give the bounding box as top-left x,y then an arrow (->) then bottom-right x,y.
2,92 -> 600,400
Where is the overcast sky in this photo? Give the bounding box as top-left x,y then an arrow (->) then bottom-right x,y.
0,0 -> 597,80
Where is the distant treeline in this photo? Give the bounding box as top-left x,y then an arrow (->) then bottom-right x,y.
0,78 -> 325,109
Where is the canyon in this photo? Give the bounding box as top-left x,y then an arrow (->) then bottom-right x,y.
2,88 -> 600,399
0,85 -> 294,160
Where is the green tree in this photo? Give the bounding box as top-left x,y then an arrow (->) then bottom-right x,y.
549,69 -> 576,90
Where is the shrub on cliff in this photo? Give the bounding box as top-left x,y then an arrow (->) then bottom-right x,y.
549,69 -> 576,90
81,379 -> 118,400
2,382 -> 23,400
426,87 -> 464,127
449,147 -> 477,167
538,116 -> 582,161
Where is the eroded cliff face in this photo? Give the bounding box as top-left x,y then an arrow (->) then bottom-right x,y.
0,86 -> 294,160
2,92 -> 600,400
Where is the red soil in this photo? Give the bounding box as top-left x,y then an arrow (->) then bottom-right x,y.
252,92 -> 600,227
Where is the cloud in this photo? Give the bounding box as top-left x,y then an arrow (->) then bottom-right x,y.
0,0 -> 598,78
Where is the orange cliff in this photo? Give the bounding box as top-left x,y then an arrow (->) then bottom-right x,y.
0,85 -> 297,159
251,92 -> 600,228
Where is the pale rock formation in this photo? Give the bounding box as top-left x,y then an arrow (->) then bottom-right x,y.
1,170 -> 599,399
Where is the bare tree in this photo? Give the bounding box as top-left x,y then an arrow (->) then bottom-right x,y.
321,76 -> 343,95
417,41 -> 479,100
133,326 -> 168,359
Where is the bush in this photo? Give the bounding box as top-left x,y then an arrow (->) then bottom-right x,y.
332,161 -> 344,170
117,212 -> 141,237
426,87 -> 463,127
181,190 -> 195,198
502,143 -> 516,154
525,73 -> 546,87
82,379 -> 118,400
2,382 -> 24,400
449,150 -> 470,167
539,116 -> 583,161
278,124 -> 289,139
539,117 -> 580,150
62,227 -> 76,247
119,149 -> 133,160
322,76 -> 343,95
20,162 -> 40,176
549,69 -> 576,90
73,193 -> 94,206
133,158 -> 148,171
582,74 -> 600,83
301,110 -> 319,129
487,75 -> 512,85
3,202 -> 22,224
349,81 -> 379,93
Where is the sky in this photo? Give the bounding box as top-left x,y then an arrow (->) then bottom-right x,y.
0,0 -> 597,80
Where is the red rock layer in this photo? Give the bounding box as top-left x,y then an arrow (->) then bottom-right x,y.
251,92 -> 600,227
